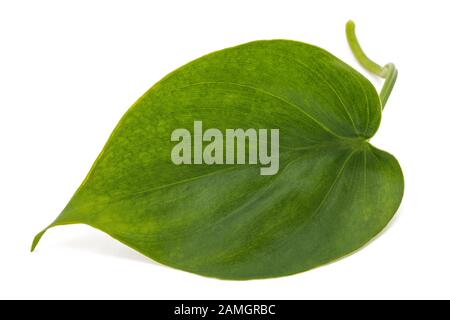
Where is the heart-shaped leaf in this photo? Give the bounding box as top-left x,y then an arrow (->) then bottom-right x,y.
33,21 -> 404,279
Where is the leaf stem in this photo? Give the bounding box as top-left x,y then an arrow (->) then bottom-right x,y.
345,20 -> 397,109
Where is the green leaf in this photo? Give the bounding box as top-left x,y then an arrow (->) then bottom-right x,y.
32,22 -> 404,280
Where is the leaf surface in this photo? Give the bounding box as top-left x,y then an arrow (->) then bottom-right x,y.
33,40 -> 404,279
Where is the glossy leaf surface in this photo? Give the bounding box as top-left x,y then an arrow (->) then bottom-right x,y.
33,37 -> 404,279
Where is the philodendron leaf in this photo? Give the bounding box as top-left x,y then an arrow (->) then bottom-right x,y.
32,21 -> 404,280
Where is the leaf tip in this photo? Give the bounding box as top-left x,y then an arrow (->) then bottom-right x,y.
31,229 -> 48,252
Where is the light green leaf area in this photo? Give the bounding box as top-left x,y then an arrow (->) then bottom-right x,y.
33,39 -> 404,279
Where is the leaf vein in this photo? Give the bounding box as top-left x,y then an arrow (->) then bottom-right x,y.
178,81 -> 347,140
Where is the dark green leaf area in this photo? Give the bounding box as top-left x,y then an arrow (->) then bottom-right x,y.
33,40 -> 403,280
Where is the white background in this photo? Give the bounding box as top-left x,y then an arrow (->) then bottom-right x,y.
1,0 -> 449,300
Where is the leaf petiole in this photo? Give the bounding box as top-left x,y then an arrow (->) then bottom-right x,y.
346,20 -> 397,109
